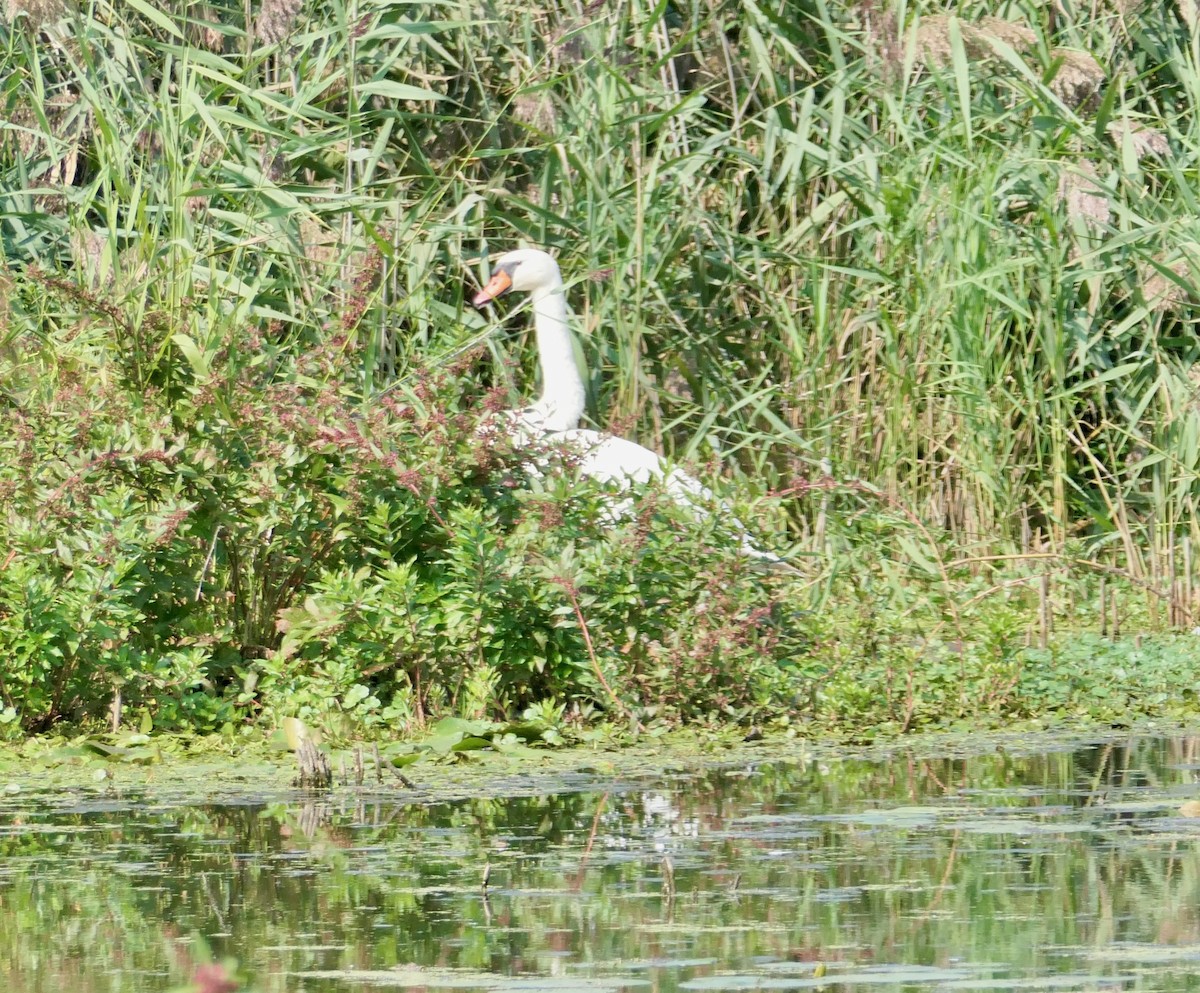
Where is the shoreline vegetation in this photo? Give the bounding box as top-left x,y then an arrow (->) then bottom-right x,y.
3,1 -> 1200,746
0,721 -> 1196,800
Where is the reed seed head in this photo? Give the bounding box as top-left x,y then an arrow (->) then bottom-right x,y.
915,15 -> 1034,68
1048,49 -> 1105,111
3,0 -> 66,27
512,93 -> 557,132
1056,159 -> 1110,230
1106,119 -> 1169,159
1141,251 -> 1198,312
255,0 -> 302,45
1179,0 -> 1199,32
976,17 -> 1036,52
858,0 -> 902,80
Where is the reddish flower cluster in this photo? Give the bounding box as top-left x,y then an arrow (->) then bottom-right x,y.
481,386 -> 510,414
340,248 -> 383,333
530,499 -> 564,529
154,508 -> 191,547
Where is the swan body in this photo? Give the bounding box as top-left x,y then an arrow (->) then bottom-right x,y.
473,249 -> 791,571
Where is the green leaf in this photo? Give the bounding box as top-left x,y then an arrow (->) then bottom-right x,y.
171,334 -> 211,378
357,80 -> 446,102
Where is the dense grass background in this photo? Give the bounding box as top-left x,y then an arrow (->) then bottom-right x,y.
2,0 -> 1200,737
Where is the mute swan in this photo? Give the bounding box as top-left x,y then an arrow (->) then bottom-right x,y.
474,249 -> 585,435
472,248 -> 792,572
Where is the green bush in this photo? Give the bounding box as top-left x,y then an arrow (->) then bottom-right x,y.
0,277 -> 813,733
4,0 -> 1200,738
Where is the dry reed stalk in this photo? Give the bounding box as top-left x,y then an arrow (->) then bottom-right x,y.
0,268 -> 11,329
859,0 -> 902,80
1149,510 -> 1160,588
109,684 -> 121,733
1186,537 -> 1194,628
1099,576 -> 1107,636
1039,572 -> 1050,649
70,228 -> 110,291
653,11 -> 690,156
1169,533 -> 1178,627
295,738 -> 332,789
188,4 -> 225,53
2,91 -> 87,191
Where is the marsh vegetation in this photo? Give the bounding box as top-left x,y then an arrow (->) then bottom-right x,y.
2,0 -> 1200,737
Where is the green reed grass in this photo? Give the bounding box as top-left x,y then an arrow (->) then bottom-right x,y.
3,0 -> 1200,732
4,1 -> 1195,542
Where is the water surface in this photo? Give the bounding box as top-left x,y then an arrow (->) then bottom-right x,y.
4,734 -> 1200,991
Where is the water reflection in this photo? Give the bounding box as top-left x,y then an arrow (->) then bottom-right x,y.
3,735 -> 1200,991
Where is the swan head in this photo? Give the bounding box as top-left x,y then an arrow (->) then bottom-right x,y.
472,249 -> 563,306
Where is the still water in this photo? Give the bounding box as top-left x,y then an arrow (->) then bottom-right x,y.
4,735 -> 1200,992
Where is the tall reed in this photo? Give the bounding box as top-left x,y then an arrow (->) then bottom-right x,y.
2,0 -> 1200,620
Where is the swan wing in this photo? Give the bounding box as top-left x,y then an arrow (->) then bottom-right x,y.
560,431 -> 664,487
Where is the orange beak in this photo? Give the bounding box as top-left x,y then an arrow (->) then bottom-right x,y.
472,270 -> 513,307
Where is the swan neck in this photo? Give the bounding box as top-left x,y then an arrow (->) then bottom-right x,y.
530,285 -> 585,432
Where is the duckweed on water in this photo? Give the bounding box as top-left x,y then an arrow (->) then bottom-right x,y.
3,732 -> 1200,992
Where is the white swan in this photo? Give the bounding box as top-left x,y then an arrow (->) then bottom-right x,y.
472,248 -> 792,572
475,249 -> 585,435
